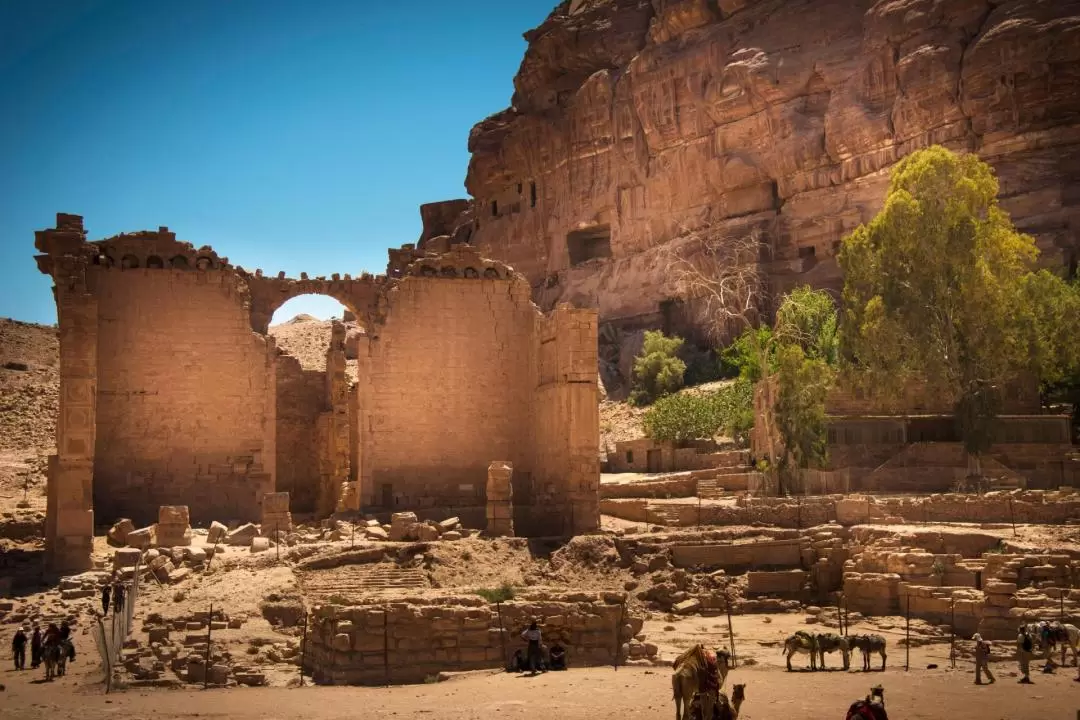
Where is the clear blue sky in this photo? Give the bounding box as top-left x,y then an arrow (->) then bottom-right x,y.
0,0 -> 554,325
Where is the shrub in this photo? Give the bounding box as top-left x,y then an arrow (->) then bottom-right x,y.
476,582 -> 516,604
629,331 -> 686,405
714,379 -> 754,446
642,392 -> 720,443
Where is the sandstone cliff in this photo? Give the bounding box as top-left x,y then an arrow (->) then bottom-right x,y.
432,0 -> 1080,353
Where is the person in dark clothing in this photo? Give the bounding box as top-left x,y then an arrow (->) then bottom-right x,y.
30,625 -> 42,668
112,583 -> 126,614
521,620 -> 544,675
549,643 -> 566,671
509,649 -> 527,673
11,628 -> 27,670
58,621 -> 75,663
101,583 -> 111,615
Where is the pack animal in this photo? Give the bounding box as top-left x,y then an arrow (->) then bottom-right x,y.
783,631 -> 818,671
816,632 -> 851,671
848,634 -> 888,671
845,686 -> 888,720
1022,622 -> 1079,668
688,683 -> 746,720
672,645 -> 730,720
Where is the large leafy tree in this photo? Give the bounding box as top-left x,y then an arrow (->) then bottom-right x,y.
629,330 -> 687,405
839,145 -> 1078,472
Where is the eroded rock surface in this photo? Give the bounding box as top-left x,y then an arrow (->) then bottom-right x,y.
445,0 -> 1080,337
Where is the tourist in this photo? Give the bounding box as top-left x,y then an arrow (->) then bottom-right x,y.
972,633 -> 994,684
1017,625 -> 1033,684
59,621 -> 75,663
101,583 -> 111,615
11,627 -> 27,670
549,642 -> 566,671
113,582 -> 126,615
29,625 -> 41,668
521,619 -> 544,675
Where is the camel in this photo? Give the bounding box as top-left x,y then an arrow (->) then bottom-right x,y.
783,631 -> 818,671
848,634 -> 888,671
816,632 -> 851,671
688,683 -> 746,720
1022,621 -> 1079,668
845,685 -> 888,720
672,644 -> 730,720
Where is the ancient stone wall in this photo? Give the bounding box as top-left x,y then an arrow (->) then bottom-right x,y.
303,592 -> 638,685
35,215 -> 600,570
92,270 -> 277,525
455,0 -> 1080,329
274,356 -> 324,513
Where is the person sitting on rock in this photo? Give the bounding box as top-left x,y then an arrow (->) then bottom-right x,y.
549,643 -> 566,671
509,649 -> 527,673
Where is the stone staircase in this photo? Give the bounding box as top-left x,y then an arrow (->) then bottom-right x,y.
300,562 -> 428,601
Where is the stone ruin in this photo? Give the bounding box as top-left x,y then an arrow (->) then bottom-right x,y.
34,213 -> 601,571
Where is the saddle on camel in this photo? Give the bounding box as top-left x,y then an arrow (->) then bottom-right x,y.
672,644 -> 729,720
845,685 -> 888,720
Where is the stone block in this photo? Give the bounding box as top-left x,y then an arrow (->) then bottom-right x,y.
438,517 -> 461,532
169,568 -> 192,584
148,627 -> 170,644
442,531 -> 462,541
107,518 -> 135,546
250,537 -> 272,553
261,492 -> 291,514
207,521 -> 228,544
416,524 -> 439,541
984,582 -> 1017,595
186,657 -> 205,683
673,598 -> 701,615
159,506 -> 190,526
365,527 -> 388,541
184,547 -> 207,566
126,526 -> 155,550
157,526 -> 192,547
113,548 -> 142,569
226,523 -> 259,546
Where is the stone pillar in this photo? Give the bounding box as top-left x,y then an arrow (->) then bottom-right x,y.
318,321 -> 351,516
486,461 -> 514,537
156,506 -> 192,547
261,491 -> 294,534
37,214 -> 96,572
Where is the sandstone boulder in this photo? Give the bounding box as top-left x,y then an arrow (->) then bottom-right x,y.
107,519 -> 135,547
250,537 -> 272,553
125,526 -> 155,551
113,548 -> 142,569
225,523 -> 259,546
207,521 -> 228,544
365,526 -> 389,541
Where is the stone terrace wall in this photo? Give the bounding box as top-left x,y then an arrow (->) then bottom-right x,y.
304,592 -> 636,685
94,270 -> 276,525
275,356 -> 324,513
837,491 -> 1080,526
600,473 -> 697,499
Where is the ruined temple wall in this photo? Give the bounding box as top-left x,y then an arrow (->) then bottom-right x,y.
359,275 -> 536,508
275,356 -> 324,513
93,271 -> 275,524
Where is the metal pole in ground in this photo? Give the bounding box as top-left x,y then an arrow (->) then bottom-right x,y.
725,589 -> 736,666
614,602 -> 626,671
1008,498 -> 1017,537
905,596 -> 911,672
204,602 -> 213,689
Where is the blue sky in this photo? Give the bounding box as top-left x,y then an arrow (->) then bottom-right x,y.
0,0 -> 554,325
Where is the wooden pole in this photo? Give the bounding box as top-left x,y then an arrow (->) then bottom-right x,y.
949,599 -> 956,669
1008,498 -> 1017,537
204,602 -> 213,689
496,602 -> 507,669
615,602 -> 627,671
725,589 -> 736,666
905,596 -> 910,672
299,613 -> 308,686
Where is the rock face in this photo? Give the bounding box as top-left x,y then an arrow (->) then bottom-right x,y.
445,0 -> 1080,349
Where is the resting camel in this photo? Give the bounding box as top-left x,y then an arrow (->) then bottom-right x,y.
816,632 -> 851,671
783,631 -> 818,671
848,634 -> 888,671
672,644 -> 731,720
845,685 -> 888,720
688,683 -> 746,720
1022,621 -> 1079,668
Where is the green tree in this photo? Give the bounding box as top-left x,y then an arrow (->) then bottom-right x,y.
630,331 -> 687,405
714,378 -> 755,446
775,345 -> 834,476
642,391 -> 720,443
839,145 -> 1077,473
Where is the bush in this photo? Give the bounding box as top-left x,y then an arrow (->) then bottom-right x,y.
642,392 -> 720,442
714,379 -> 754,446
683,349 -> 723,386
630,331 -> 687,405
476,582 -> 516,604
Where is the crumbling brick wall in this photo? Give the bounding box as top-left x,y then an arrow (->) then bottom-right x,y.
275,356 -> 324,513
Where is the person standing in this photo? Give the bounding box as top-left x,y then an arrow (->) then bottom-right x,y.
520,619 -> 544,675
972,633 -> 994,684
101,583 -> 111,616
11,627 -> 27,670
112,582 -> 126,615
30,625 -> 42,668
1017,625 -> 1033,684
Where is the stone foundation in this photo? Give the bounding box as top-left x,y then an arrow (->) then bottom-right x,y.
156,506 -> 192,547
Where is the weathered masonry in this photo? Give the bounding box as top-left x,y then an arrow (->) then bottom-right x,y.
35,213 -> 600,571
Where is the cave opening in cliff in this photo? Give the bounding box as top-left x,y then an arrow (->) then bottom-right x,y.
567,225 -> 612,266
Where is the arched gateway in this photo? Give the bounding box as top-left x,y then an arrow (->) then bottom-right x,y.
34,213 -> 600,571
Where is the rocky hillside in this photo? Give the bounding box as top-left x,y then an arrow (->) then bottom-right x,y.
427,0 -> 1080,376
0,319 -> 58,511
268,315 -> 361,381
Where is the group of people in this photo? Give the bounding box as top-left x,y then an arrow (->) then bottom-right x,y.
971,624 -> 1080,684
10,621 -> 75,672
509,620 -> 566,675
101,578 -> 127,617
